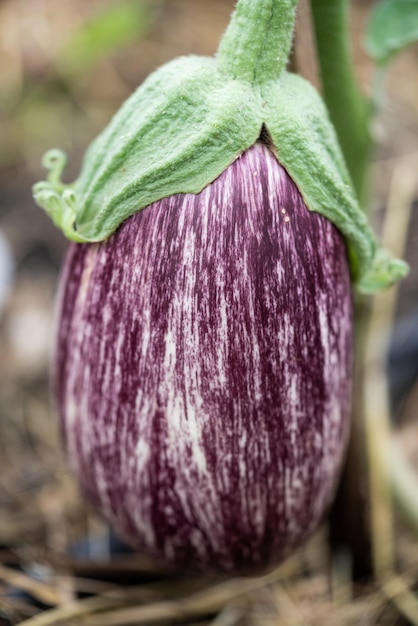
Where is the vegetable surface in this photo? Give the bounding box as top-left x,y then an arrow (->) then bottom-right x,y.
56,143 -> 352,572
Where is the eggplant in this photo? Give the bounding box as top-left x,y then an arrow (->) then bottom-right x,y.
55,142 -> 353,572
34,0 -> 407,575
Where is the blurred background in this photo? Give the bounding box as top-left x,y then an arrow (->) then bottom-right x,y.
0,0 -> 417,624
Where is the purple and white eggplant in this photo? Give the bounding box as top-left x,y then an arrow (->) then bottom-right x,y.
56,143 -> 352,571
33,0 -> 407,573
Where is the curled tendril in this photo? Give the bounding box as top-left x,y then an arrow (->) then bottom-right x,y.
33,150 -> 87,243
41,149 -> 68,188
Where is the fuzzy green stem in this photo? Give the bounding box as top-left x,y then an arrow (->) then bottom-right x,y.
216,0 -> 298,84
310,0 -> 371,207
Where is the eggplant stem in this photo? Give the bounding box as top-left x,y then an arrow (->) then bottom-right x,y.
216,0 -> 298,84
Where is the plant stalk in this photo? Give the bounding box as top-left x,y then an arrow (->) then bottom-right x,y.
310,0 -> 371,206
216,0 -> 298,84
311,0 -> 374,582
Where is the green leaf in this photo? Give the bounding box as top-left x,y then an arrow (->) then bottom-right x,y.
56,0 -> 153,74
33,56 -> 262,242
365,0 -> 418,65
262,72 -> 408,291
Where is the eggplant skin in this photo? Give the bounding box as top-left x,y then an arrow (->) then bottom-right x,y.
56,142 -> 353,573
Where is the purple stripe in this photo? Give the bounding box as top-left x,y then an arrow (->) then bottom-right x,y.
56,142 -> 353,572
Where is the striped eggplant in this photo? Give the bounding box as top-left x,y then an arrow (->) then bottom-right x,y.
56,142 -> 352,572
34,0 -> 407,573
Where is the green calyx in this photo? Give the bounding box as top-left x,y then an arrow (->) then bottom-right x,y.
33,0 -> 408,293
